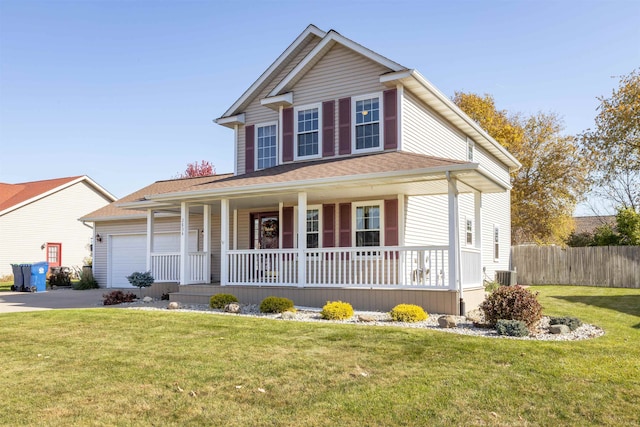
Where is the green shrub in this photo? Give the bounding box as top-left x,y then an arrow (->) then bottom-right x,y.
495,319 -> 529,337
480,285 -> 543,328
260,296 -> 295,313
126,271 -> 154,289
210,293 -> 239,309
389,304 -> 428,322
484,280 -> 500,293
549,316 -> 582,331
320,301 -> 354,320
103,290 -> 137,305
73,275 -> 99,290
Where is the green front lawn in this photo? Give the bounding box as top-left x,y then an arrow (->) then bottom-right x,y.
0,281 -> 13,292
0,285 -> 639,426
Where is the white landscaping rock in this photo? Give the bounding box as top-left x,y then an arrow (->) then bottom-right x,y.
143,296 -> 153,303
167,302 -> 180,310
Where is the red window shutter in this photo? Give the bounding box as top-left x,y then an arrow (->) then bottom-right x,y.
338,97 -> 351,155
282,107 -> 294,162
322,204 -> 335,247
338,203 -> 351,247
245,125 -> 255,173
322,100 -> 335,157
383,88 -> 398,150
282,207 -> 294,248
384,199 -> 399,246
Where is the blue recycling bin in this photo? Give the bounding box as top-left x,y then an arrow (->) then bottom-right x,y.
30,262 -> 49,292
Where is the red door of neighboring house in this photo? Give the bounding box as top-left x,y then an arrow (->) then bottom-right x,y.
46,243 -> 62,268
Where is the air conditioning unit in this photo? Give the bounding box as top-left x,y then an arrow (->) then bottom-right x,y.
495,270 -> 517,286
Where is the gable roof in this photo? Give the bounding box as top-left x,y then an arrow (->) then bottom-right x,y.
220,24 -> 326,119
216,24 -> 521,171
80,174 -> 233,221
0,176 -> 117,217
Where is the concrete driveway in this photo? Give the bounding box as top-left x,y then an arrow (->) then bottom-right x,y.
0,288 -> 108,313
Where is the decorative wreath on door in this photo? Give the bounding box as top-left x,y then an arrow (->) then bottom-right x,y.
262,219 -> 278,238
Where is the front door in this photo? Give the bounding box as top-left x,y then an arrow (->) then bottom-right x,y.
46,243 -> 62,268
251,212 -> 279,279
251,212 -> 279,249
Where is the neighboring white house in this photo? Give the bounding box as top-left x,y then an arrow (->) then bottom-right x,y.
0,176 -> 116,277
82,25 -> 520,315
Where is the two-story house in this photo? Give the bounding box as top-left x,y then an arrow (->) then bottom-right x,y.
82,25 -> 520,315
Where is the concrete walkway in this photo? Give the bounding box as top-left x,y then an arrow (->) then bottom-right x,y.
0,288 -> 108,313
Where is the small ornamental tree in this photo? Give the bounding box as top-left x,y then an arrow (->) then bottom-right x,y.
126,271 -> 154,297
175,160 -> 216,178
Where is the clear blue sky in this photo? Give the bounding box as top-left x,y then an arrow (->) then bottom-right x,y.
1,0 -> 638,215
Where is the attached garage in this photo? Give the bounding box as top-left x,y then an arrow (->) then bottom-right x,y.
108,232 -> 197,288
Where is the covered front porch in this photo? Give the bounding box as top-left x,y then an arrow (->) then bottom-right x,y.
120,152 -> 509,314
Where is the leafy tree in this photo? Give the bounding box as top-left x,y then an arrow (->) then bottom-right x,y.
175,160 -> 216,178
580,69 -> 640,211
615,208 -> 640,245
453,93 -> 590,244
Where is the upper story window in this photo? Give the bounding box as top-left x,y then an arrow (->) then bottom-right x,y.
295,104 -> 321,159
256,123 -> 277,170
466,218 -> 473,246
353,93 -> 383,153
353,201 -> 383,247
467,138 -> 475,161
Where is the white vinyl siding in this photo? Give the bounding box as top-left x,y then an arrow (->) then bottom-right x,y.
481,192 -> 511,279
404,195 -> 449,247
0,181 -> 113,277
402,90 -> 466,160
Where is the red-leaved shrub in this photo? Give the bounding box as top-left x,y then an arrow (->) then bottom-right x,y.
480,285 -> 543,328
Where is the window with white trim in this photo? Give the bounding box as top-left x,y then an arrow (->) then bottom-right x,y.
467,138 -> 474,161
353,93 -> 383,152
353,201 -> 383,247
494,225 -> 500,261
294,104 -> 321,159
256,123 -> 277,170
306,207 -> 320,249
466,218 -> 473,246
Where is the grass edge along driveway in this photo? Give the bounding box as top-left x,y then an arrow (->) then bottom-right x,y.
0,285 -> 638,426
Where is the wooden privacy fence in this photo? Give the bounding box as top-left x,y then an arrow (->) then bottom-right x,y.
512,246 -> 640,288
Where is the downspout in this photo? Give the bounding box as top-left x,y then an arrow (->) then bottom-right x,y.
446,171 -> 465,316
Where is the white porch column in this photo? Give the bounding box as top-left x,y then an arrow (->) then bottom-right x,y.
297,192 -> 307,287
180,202 -> 190,285
474,191 -> 483,283
203,204 -> 211,283
447,174 -> 460,294
146,210 -> 155,272
220,199 -> 229,286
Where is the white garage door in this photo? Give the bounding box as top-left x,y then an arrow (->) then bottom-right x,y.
109,234 -> 146,287
109,232 -> 198,287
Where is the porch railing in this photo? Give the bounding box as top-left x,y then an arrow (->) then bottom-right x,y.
227,246 -> 450,289
150,252 -> 209,284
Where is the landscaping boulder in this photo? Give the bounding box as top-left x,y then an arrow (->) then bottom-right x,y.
549,324 -> 570,335
224,303 -> 241,313
357,315 -> 376,323
143,296 -> 153,303
168,302 -> 180,310
438,315 -> 457,328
